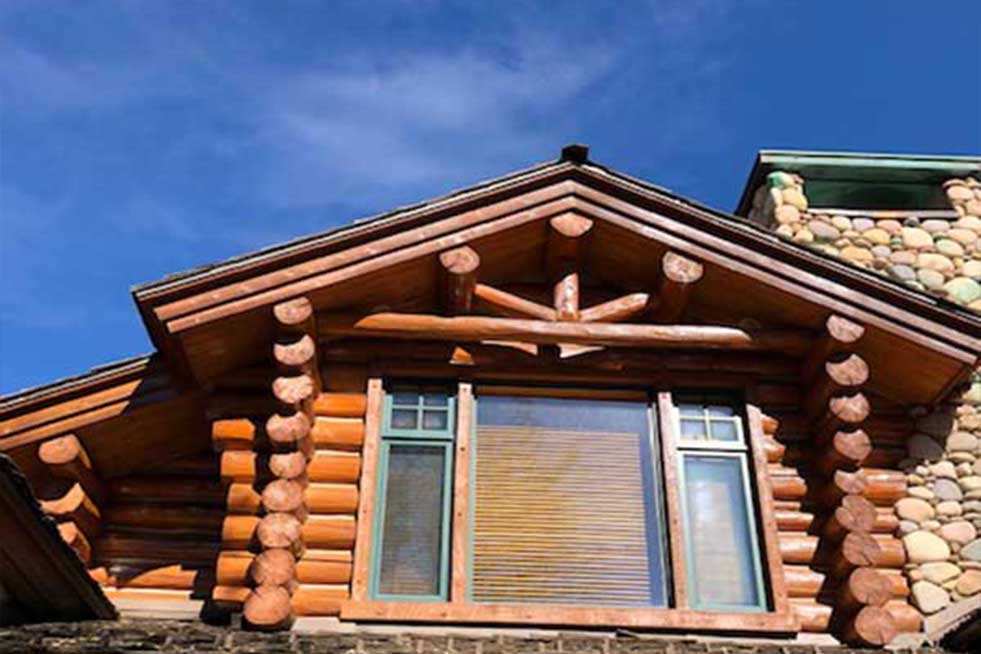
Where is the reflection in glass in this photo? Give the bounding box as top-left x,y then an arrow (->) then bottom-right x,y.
391,409 -> 418,430
683,455 -> 761,609
422,410 -> 448,430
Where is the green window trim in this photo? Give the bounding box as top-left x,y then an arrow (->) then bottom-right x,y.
369,384 -> 456,602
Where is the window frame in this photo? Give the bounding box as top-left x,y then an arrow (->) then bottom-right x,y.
347,377 -> 796,633
367,384 -> 456,602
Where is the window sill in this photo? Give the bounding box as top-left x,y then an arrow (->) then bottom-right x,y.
340,600 -> 800,634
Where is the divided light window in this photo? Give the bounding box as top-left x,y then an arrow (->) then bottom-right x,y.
369,384 -> 769,614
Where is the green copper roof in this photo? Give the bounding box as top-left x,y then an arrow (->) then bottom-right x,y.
736,150 -> 981,215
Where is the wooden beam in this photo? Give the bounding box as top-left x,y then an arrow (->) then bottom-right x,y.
649,251 -> 704,323
546,213 -> 593,321
473,283 -> 557,321
37,434 -> 106,505
801,314 -> 866,383
319,312 -> 813,354
579,293 -> 651,323
438,246 -> 480,315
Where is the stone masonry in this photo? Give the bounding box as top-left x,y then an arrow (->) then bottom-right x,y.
750,171 -> 981,621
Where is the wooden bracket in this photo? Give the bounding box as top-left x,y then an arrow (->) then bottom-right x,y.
650,251 -> 704,323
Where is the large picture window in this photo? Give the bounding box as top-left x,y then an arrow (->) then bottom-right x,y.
363,382 -> 781,627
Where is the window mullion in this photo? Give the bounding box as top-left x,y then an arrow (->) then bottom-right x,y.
656,391 -> 689,609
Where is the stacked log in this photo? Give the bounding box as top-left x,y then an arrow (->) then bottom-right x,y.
796,316 -> 903,647
37,434 -> 104,564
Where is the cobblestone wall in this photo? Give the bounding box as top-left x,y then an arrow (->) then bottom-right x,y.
750,172 -> 981,621
0,620 -> 947,654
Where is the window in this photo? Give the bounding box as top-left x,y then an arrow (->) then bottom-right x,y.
370,385 -> 454,600
362,383 -> 782,628
673,394 -> 766,612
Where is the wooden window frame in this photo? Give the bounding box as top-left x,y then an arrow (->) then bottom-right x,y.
345,378 -> 797,633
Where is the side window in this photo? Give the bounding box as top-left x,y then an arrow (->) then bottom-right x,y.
674,394 -> 766,612
370,385 -> 455,600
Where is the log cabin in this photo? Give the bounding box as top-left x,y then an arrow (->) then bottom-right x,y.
2,145 -> 980,651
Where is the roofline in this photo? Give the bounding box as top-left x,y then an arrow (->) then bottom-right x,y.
0,354 -> 156,410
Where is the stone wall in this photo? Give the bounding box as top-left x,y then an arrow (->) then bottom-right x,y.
750,172 -> 981,623
0,620 -> 948,654
748,174 -> 981,309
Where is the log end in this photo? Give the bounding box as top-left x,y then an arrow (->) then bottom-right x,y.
438,246 -> 480,275
661,251 -> 704,284
269,451 -> 308,480
250,548 -> 296,587
844,605 -> 897,647
266,412 -> 312,446
262,479 -> 306,515
257,513 -> 303,553
549,212 -> 594,239
38,434 -> 85,467
243,585 -> 294,631
273,297 -> 314,330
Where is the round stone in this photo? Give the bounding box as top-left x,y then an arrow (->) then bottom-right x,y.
767,171 -> 797,190
831,215 -> 852,231
922,219 -> 951,234
912,580 -> 950,614
939,520 -> 977,545
918,268 -> 946,290
792,228 -> 813,243
948,185 -> 974,202
775,204 -> 800,224
888,264 -> 916,282
781,188 -> 808,210
949,228 -> 978,245
841,246 -> 873,263
962,538 -> 981,561
897,497 -> 936,522
917,253 -> 955,272
954,215 -> 981,231
944,277 -> 981,304
908,433 -> 945,460
879,219 -> 902,234
921,561 -> 962,584
807,220 -> 840,241
937,501 -> 964,516
890,250 -> 917,265
910,486 -> 936,500
862,228 -> 890,245
936,239 -> 965,257
899,520 -> 919,535
904,530 -> 952,563
934,478 -> 964,501
948,432 -> 980,453
903,227 -> 934,249
956,570 -> 981,596
963,382 -> 981,405
963,260 -> 981,279
961,477 -> 981,492
852,217 -> 875,232
931,461 -> 958,478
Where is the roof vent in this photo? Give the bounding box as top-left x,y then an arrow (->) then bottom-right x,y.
560,143 -> 589,164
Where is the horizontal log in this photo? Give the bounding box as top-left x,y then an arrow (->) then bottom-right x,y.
874,509 -> 900,534
815,430 -> 872,477
89,564 -> 211,591
318,312 -> 814,354
311,418 -> 364,451
880,568 -> 910,598
650,251 -> 704,323
108,477 -> 225,507
272,374 -> 316,415
221,450 -> 265,484
823,494 -> 877,542
291,584 -> 348,616
94,534 -> 220,565
244,584 -> 294,630
770,473 -> 809,502
225,482 -> 357,515
212,418 -> 258,451
302,515 -> 357,550
779,533 -> 818,565
273,297 -> 315,337
837,568 -> 892,613
817,470 -> 868,508
775,509 -> 815,533
830,532 -> 881,579
58,521 -> 91,564
38,434 -> 106,504
206,394 -> 278,420
312,393 -> 367,418
213,585 -> 251,606
143,457 -> 220,478
308,452 -> 361,484
227,483 -> 262,514
873,535 -> 906,569
217,550 -> 353,587
274,334 -> 317,378
762,436 -> 786,464
761,413 -> 780,435
783,565 -> 826,598
40,483 -> 101,540
103,504 -> 224,535
841,605 -> 896,647
862,469 -> 907,506
792,598 -> 831,632
884,599 -> 922,633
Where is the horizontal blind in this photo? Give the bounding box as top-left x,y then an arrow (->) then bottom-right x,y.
472,425 -> 654,606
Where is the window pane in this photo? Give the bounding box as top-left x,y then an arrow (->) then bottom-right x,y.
708,420 -> 739,442
423,392 -> 448,407
390,409 -> 418,430
422,410 -> 448,431
680,419 -> 707,439
707,404 -> 735,417
378,445 -> 446,596
392,391 -> 419,406
472,395 -> 668,607
683,455 -> 762,609
677,402 -> 703,416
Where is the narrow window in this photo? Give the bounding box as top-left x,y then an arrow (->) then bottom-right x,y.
371,385 -> 454,600
674,394 -> 766,612
470,392 -> 669,606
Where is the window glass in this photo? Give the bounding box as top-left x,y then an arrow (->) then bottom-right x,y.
472,394 -> 669,607
377,444 -> 448,597
682,455 -> 761,608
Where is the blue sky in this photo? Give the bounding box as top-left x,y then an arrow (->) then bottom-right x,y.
2,1 -> 979,394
